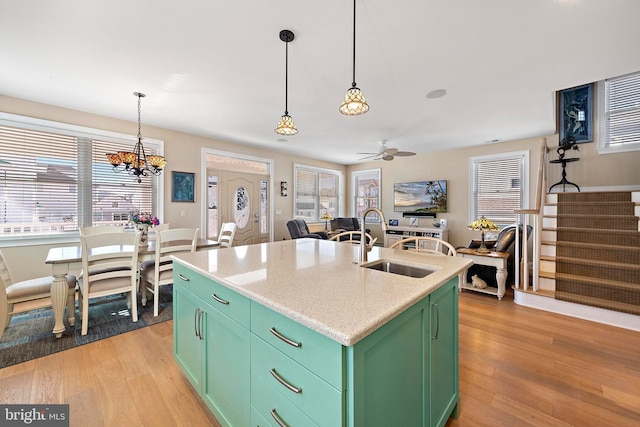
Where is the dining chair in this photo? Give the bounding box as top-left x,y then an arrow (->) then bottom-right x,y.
77,231 -> 141,335
329,231 -> 378,248
218,222 -> 237,248
80,225 -> 124,235
0,249 -> 76,340
389,236 -> 457,256
140,227 -> 199,316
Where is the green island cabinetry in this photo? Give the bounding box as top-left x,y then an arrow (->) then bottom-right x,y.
173,262 -> 459,427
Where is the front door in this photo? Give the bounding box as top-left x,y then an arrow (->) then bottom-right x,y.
220,171 -> 269,245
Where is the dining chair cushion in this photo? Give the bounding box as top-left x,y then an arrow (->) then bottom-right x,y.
6,275 -> 76,300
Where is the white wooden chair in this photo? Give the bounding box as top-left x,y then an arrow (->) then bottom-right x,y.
77,231 -> 141,335
218,222 -> 237,248
0,249 -> 76,340
80,225 -> 124,235
389,236 -> 457,256
140,228 -> 199,316
329,230 -> 378,248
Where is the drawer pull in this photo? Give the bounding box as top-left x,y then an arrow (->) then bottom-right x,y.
178,273 -> 190,281
270,408 -> 288,427
194,308 -> 199,338
211,293 -> 230,305
270,368 -> 302,394
269,327 -> 301,348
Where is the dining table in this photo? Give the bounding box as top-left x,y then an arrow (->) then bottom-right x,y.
45,237 -> 220,338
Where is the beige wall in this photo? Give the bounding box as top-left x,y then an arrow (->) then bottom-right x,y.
348,133 -> 640,248
0,95 -> 346,281
1,94 -> 639,281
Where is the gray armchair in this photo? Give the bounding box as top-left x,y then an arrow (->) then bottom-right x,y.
287,219 -> 329,240
329,217 -> 369,241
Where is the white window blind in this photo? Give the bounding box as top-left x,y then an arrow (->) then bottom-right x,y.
603,71 -> 640,151
294,165 -> 340,220
0,116 -> 162,238
471,152 -> 528,225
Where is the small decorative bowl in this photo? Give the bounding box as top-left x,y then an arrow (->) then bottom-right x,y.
432,219 -> 441,228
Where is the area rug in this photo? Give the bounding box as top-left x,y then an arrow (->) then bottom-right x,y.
0,285 -> 173,369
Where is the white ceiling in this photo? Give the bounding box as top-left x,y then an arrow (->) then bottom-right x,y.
1,0 -> 639,165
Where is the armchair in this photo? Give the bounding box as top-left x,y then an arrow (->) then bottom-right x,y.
287,219 -> 329,240
329,217 -> 369,241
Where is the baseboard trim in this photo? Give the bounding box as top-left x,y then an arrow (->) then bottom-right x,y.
513,289 -> 640,332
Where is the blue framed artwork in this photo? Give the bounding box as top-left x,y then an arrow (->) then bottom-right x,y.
172,171 -> 195,202
559,83 -> 593,143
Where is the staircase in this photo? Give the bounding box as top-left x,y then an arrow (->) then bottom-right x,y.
540,191 -> 640,315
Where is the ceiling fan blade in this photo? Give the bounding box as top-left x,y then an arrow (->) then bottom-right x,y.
358,153 -> 380,160
393,151 -> 416,157
356,152 -> 379,155
382,154 -> 394,161
384,148 -> 398,156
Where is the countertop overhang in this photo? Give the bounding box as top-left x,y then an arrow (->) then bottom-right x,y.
173,239 -> 472,346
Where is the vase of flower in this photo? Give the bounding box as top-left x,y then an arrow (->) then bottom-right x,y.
130,212 -> 160,246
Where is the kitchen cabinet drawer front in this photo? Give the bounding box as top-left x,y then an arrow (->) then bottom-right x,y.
251,335 -> 342,426
251,302 -> 343,389
174,263 -> 250,328
251,370 -> 319,427
251,406 -> 271,427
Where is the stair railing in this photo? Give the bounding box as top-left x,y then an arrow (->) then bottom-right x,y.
514,137 -> 549,291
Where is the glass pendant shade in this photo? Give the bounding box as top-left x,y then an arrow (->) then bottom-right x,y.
275,113 -> 298,135
339,86 -> 369,115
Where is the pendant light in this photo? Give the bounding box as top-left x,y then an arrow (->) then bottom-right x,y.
339,0 -> 369,115
275,29 -> 298,135
106,92 -> 166,183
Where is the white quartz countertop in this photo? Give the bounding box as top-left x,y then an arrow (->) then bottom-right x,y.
173,239 -> 472,346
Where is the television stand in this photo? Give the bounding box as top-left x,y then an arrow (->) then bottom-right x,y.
384,225 -> 448,248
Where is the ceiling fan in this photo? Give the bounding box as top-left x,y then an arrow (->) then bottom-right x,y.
357,140 -> 416,161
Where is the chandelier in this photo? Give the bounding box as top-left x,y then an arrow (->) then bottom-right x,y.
106,92 -> 166,183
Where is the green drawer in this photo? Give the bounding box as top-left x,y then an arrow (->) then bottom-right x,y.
251,370 -> 319,427
250,301 -> 344,389
251,406 -> 270,427
251,335 -> 342,426
174,263 -> 250,328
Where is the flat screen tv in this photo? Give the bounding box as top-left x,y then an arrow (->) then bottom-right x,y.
393,180 -> 447,213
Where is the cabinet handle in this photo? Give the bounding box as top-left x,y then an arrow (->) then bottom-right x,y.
431,303 -> 439,340
178,273 -> 190,281
198,309 -> 204,340
211,293 -> 230,305
269,327 -> 301,348
270,368 -> 302,394
270,408 -> 288,427
194,308 -> 199,338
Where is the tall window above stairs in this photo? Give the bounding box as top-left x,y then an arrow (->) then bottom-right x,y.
599,71 -> 640,154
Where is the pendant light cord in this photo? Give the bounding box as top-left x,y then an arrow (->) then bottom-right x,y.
351,0 -> 357,88
285,39 -> 289,115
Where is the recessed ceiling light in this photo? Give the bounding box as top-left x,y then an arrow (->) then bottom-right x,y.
426,89 -> 447,99
277,138 -> 287,143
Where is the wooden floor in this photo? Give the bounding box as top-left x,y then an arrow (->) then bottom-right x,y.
1,290 -> 639,426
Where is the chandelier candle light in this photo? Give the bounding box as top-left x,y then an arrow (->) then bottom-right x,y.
106,92 -> 167,183
320,211 -> 333,230
468,216 -> 500,253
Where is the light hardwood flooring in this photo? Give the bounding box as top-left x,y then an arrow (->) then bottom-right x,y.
1,290 -> 639,426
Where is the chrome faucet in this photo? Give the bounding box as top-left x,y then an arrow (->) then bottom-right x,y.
361,207 -> 386,263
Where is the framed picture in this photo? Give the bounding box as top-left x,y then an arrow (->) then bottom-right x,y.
172,171 -> 195,202
559,83 -> 593,143
280,181 -> 287,197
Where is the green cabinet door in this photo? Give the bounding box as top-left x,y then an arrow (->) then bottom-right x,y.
173,284 -> 203,391
428,279 -> 459,427
202,301 -> 251,427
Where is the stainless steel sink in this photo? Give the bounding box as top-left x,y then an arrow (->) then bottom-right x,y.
361,260 -> 435,278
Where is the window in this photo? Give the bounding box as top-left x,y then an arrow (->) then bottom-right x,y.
294,164 -> 340,220
352,169 -> 381,222
598,71 -> 640,153
469,151 -> 529,226
0,113 -> 163,240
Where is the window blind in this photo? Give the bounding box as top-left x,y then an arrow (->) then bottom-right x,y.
472,155 -> 524,225
604,71 -> 640,148
294,166 -> 339,220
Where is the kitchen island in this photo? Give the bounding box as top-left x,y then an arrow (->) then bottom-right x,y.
172,238 -> 472,427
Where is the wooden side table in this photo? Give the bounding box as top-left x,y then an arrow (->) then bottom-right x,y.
456,248 -> 509,300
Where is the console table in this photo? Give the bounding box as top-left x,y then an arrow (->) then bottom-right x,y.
384,225 -> 448,249
456,248 -> 509,300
